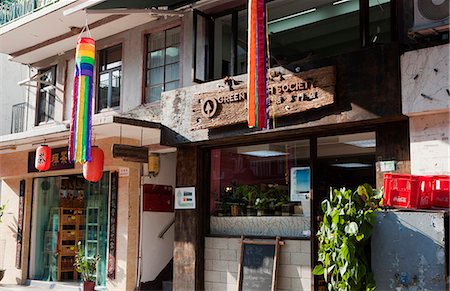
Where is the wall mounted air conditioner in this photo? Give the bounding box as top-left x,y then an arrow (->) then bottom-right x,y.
412,0 -> 449,32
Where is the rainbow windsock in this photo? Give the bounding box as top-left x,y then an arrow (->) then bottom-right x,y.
69,37 -> 95,163
247,0 -> 269,129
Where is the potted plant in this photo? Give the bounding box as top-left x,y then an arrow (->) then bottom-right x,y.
0,204 -> 6,282
255,196 -> 271,216
74,241 -> 100,291
236,185 -> 258,216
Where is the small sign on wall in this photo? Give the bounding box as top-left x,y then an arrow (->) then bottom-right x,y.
175,187 -> 196,209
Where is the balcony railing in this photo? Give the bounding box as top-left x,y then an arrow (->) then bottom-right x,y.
11,102 -> 25,134
0,0 -> 59,27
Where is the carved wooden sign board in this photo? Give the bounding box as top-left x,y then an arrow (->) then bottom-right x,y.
191,66 -> 336,130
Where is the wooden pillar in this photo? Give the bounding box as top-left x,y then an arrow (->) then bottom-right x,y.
173,146 -> 205,291
376,120 -> 411,189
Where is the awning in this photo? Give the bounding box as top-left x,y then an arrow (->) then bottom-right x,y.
88,0 -> 197,10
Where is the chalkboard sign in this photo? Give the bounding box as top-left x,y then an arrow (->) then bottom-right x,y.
237,237 -> 281,291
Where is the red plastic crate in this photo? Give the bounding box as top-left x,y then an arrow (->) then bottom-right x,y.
431,175 -> 450,208
383,174 -> 431,209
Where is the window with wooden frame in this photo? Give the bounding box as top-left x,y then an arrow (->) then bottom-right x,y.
144,26 -> 181,104
97,44 -> 122,112
36,66 -> 56,125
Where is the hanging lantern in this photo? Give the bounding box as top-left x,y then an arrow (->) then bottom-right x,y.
35,145 -> 51,171
83,146 -> 104,182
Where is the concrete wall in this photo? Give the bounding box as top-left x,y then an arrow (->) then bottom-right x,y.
204,237 -> 311,291
140,152 -> 177,282
401,44 -> 450,175
0,54 -> 29,135
409,112 -> 450,175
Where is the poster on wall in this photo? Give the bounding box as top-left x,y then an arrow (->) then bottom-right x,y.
290,167 -> 310,201
175,187 -> 196,209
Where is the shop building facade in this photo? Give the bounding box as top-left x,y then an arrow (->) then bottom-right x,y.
0,0 -> 448,290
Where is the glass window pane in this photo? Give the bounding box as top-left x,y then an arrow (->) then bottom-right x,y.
48,91 -> 55,121
97,73 -> 109,111
149,31 -> 165,51
268,0 -> 360,65
213,14 -> 232,79
165,46 -> 179,64
149,67 -> 164,85
111,70 -> 121,107
237,10 -> 248,75
146,86 -> 163,103
37,94 -> 46,123
209,140 -> 311,238
165,81 -> 179,92
165,63 -> 179,82
149,50 -> 165,68
166,27 -> 181,46
105,45 -> 122,70
369,0 -> 391,44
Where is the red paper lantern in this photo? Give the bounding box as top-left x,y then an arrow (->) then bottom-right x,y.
35,145 -> 51,171
83,146 -> 104,182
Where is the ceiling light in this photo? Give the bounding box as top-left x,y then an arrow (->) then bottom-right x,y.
238,144 -> 287,158
268,8 -> 316,25
331,163 -> 372,168
342,139 -> 376,148
333,0 -> 351,5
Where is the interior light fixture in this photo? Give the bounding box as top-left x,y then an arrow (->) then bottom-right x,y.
331,163 -> 372,168
238,144 -> 288,158
268,8 -> 317,25
333,0 -> 351,5
342,139 -> 376,148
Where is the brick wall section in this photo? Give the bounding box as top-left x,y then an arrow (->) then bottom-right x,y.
204,237 -> 311,291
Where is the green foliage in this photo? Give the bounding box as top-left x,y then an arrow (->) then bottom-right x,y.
0,204 -> 5,222
314,184 -> 381,291
235,185 -> 260,206
74,241 -> 100,282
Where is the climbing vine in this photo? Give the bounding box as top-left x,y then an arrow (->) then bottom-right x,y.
313,184 -> 382,291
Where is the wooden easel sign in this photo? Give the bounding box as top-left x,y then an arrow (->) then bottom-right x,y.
237,236 -> 284,291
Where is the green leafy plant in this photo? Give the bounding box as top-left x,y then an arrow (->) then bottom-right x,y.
235,185 -> 259,206
0,204 -> 5,222
74,241 -> 101,282
313,184 -> 382,291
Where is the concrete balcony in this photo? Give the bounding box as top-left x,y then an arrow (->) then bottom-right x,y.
0,0 -> 60,27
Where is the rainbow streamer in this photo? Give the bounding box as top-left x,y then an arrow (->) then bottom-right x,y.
247,0 -> 269,129
69,37 -> 95,163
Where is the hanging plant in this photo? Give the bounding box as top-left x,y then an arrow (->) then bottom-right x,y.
313,184 -> 382,291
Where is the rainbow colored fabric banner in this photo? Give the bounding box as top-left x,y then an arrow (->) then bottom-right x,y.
69,37 -> 95,163
247,0 -> 269,129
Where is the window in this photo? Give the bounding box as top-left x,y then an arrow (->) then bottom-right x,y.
210,140 -> 311,238
97,44 -> 122,112
36,66 -> 56,125
195,0 -> 392,81
145,27 -> 181,103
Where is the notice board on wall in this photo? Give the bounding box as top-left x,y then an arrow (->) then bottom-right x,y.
237,237 -> 282,291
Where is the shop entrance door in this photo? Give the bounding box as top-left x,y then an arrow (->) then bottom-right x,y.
30,173 -> 109,287
313,132 -> 376,288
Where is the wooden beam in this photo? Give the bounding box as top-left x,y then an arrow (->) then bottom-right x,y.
10,15 -> 126,58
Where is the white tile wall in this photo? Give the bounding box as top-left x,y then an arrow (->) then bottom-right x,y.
204,237 -> 312,291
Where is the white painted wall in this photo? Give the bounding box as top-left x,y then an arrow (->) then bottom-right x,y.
0,54 -> 29,135
140,152 -> 177,282
401,44 -> 449,116
401,44 -> 450,175
409,112 -> 450,175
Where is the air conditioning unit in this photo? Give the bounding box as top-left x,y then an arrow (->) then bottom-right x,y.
413,0 -> 449,32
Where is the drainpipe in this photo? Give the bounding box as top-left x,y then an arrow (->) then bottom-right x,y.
25,64 -> 31,132
136,163 -> 144,290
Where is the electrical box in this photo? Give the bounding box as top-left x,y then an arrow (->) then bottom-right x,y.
143,184 -> 174,212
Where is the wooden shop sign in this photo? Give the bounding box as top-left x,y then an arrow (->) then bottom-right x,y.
191,66 -> 336,129
112,144 -> 148,163
28,146 -> 74,173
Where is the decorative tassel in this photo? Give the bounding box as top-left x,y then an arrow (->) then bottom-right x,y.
69,37 -> 95,163
247,0 -> 269,129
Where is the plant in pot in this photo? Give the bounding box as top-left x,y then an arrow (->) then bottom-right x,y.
254,195 -> 271,216
74,241 -> 101,291
0,204 -> 6,282
313,184 -> 382,291
236,185 -> 259,216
